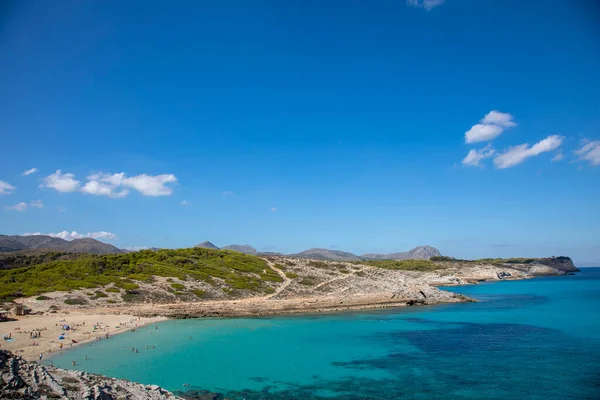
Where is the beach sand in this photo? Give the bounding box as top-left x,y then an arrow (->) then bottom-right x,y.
0,311 -> 165,361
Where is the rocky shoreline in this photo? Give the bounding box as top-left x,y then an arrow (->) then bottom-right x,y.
0,349 -> 183,399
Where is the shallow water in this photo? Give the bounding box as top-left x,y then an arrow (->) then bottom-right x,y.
49,268 -> 600,399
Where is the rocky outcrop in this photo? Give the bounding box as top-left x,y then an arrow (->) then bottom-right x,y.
0,349 -> 182,399
536,256 -> 579,273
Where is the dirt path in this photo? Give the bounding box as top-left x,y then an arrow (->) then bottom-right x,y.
264,261 -> 291,299
313,266 -> 368,290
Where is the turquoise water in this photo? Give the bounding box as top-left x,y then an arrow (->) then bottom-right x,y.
49,268 -> 600,399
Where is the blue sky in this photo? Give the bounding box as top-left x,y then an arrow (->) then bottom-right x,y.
1,0 -> 599,265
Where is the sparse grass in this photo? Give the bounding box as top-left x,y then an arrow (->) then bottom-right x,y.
307,261 -> 330,269
106,299 -> 117,304
357,259 -> 443,272
170,283 -> 185,290
93,291 -> 108,298
285,272 -> 298,279
193,289 -> 208,299
105,287 -> 120,293
355,271 -> 366,277
35,295 -> 51,300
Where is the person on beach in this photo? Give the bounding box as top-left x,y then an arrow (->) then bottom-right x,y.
39,353 -> 42,361
72,361 -> 76,366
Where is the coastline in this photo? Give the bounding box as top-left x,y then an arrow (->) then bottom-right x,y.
2,292 -> 469,361
4,264 -> 578,362
1,311 -> 166,362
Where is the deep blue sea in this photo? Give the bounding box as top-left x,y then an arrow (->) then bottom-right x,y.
49,268 -> 600,399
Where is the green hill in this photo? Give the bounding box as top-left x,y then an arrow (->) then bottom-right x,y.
0,247 -> 281,300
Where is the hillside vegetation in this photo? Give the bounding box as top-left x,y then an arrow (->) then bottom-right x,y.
0,248 -> 281,300
355,259 -> 443,271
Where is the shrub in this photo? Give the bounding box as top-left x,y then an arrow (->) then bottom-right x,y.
193,289 -> 208,299
36,295 -> 51,301
121,293 -> 138,302
64,298 -> 87,305
285,272 -> 298,279
299,277 -> 316,286
359,260 -> 443,272
171,283 -> 185,290
0,247 -> 272,300
106,300 -> 117,304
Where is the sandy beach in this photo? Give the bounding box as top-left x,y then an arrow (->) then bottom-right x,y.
0,311 -> 165,361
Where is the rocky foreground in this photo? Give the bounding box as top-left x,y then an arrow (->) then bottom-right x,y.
0,349 -> 182,399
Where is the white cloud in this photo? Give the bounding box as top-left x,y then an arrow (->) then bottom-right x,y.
494,135 -> 564,169
23,231 -> 117,241
81,173 -> 129,198
462,144 -> 495,167
124,246 -> 150,251
4,202 -> 28,212
22,168 -> 38,176
465,110 -> 517,143
551,152 -> 564,162
406,0 -> 445,11
575,140 -> 600,166
465,124 -> 503,143
122,174 -> 177,196
0,181 -> 16,195
41,170 -> 81,192
480,110 -> 516,128
43,171 -> 177,197
29,199 -> 44,208
180,200 -> 190,206
271,207 -> 277,212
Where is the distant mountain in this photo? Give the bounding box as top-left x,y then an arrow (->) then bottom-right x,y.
288,248 -> 361,261
286,246 -> 442,261
0,237 -> 27,252
0,235 -> 122,254
195,241 -> 220,250
221,244 -> 257,255
0,235 -> 68,251
60,238 -> 123,254
362,246 -> 441,261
